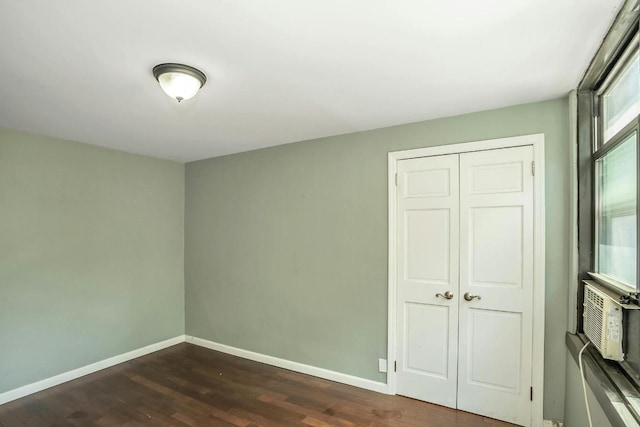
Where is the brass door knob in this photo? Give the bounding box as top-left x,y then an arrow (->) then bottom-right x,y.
436,291 -> 454,300
463,292 -> 481,301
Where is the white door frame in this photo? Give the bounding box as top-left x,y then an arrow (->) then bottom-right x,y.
387,134 -> 545,427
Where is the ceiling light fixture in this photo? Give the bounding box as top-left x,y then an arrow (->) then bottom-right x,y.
152,63 -> 207,102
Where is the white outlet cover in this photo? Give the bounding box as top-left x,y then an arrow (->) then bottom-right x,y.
378,358 -> 387,373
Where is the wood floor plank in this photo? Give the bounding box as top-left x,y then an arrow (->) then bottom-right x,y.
0,343 -> 518,426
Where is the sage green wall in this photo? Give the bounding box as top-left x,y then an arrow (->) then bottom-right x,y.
185,97 -> 570,420
0,128 -> 185,394
563,353 -> 612,427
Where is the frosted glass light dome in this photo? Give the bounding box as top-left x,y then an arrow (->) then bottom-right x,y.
153,63 -> 206,102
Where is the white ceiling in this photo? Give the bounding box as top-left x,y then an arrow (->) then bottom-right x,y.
0,1 -> 623,162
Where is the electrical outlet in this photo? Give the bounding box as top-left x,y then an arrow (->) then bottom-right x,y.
378,358 -> 387,373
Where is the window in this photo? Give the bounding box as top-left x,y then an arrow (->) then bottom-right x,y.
577,4 -> 640,375
591,38 -> 639,293
595,132 -> 637,289
601,48 -> 639,144
573,5 -> 640,422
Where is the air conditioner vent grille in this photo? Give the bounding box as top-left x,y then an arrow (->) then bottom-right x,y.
584,286 -> 604,353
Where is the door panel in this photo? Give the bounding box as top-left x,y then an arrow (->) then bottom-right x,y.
470,206 -> 523,287
457,146 -> 534,426
469,161 -> 524,195
405,169 -> 451,198
405,303 -> 449,377
396,155 -> 459,409
405,209 -> 450,283
467,309 -> 522,392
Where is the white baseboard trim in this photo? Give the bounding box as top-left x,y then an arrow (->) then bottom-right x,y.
186,335 -> 390,395
0,335 -> 186,406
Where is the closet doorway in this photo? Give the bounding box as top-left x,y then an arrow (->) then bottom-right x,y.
387,135 -> 545,427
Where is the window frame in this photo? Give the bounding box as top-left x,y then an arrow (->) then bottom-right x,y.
573,5 -> 640,422
596,36 -> 640,149
578,28 -> 640,299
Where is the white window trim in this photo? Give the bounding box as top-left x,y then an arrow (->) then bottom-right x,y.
568,91 -> 580,334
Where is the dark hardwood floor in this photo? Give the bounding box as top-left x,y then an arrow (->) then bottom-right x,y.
0,343 -> 516,426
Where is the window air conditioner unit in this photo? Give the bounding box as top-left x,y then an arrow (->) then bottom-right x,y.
582,281 -> 625,361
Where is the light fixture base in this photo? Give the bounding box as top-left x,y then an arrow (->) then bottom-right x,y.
153,63 -> 207,102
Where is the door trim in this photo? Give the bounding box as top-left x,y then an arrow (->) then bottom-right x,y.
387,134 -> 545,427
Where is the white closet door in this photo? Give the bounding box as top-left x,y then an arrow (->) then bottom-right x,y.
457,146 -> 534,425
395,154 -> 459,408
